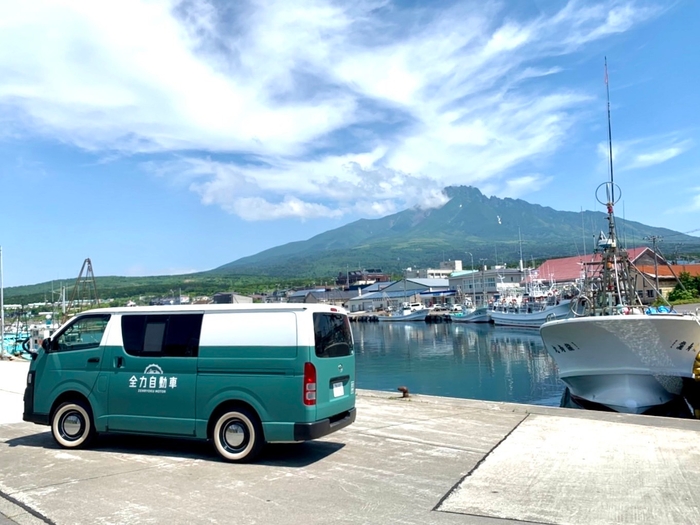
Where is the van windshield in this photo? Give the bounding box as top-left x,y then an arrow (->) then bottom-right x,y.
313,312 -> 353,358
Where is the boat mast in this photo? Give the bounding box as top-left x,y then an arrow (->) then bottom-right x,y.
593,59 -> 639,313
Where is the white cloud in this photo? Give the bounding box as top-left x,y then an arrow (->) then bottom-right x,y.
689,190 -> 700,212
669,186 -> 700,214
500,175 -> 555,199
628,142 -> 691,169
232,196 -> 343,221
598,137 -> 692,172
0,0 -> 662,219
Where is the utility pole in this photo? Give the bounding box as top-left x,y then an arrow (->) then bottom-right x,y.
645,235 -> 662,298
466,252 -> 475,306
479,258 -> 488,304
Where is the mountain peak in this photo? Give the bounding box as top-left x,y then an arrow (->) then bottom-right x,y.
212,187 -> 700,278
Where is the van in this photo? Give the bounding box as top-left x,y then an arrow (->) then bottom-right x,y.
23,304 -> 356,462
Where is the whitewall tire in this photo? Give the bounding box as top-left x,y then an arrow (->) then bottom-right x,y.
51,400 -> 96,449
212,409 -> 264,462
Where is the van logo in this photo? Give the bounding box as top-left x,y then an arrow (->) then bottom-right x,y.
338,364 -> 343,372
129,364 -> 177,394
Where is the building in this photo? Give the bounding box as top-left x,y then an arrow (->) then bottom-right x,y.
635,264 -> 700,301
287,288 -> 356,306
448,266 -> 524,306
264,290 -> 289,303
211,292 -> 254,304
533,247 -> 700,304
405,260 -> 463,279
335,269 -> 391,288
345,278 -> 451,312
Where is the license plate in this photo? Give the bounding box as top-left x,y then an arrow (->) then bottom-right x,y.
332,381 -> 344,398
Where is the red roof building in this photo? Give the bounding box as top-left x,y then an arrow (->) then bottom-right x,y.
534,247 -> 653,284
534,247 -> 700,303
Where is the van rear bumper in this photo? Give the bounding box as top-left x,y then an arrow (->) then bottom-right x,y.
23,412 -> 49,425
293,407 -> 356,441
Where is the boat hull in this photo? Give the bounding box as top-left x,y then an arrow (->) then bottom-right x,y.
376,309 -> 429,322
540,314 -> 700,413
490,301 -> 572,329
450,307 -> 491,323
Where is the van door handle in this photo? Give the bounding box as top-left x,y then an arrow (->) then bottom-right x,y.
88,357 -> 100,363
115,357 -> 124,368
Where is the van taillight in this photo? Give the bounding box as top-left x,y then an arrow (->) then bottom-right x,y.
303,362 -> 317,406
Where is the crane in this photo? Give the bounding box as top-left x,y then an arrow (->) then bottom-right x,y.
63,258 -> 99,322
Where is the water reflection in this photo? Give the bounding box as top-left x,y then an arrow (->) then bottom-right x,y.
352,322 -> 563,406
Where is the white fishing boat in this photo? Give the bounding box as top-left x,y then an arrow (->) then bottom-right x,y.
449,305 -> 491,323
489,288 -> 574,329
376,302 -> 429,322
540,60 -> 700,414
540,313 -> 700,413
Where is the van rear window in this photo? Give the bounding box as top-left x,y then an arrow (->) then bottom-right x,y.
313,312 -> 353,358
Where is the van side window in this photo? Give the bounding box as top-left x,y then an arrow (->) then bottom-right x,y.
53,315 -> 111,352
313,313 -> 353,358
121,314 -> 203,357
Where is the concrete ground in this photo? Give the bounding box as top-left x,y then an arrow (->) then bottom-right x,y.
2,359 -> 700,525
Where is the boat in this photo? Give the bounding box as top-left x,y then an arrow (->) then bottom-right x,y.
540,60 -> 700,414
489,282 -> 575,329
449,305 -> 491,323
376,302 -> 429,322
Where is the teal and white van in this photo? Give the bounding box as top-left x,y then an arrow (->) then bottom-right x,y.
23,304 -> 356,462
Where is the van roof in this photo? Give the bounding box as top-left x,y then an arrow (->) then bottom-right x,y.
73,304 -> 348,316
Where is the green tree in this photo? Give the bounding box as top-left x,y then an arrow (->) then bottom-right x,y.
668,271 -> 700,302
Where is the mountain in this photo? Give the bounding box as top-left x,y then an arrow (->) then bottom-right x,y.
211,186 -> 700,278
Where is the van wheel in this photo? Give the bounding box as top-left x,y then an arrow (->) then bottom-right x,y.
212,408 -> 263,462
51,400 -> 95,449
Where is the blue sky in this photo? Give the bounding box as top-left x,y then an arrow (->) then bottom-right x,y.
1,0 -> 699,287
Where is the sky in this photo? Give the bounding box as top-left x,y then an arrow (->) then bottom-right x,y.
1,0 -> 699,287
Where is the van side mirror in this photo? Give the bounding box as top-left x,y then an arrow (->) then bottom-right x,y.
41,338 -> 51,352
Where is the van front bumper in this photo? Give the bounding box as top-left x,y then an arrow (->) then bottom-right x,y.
293,407 -> 356,441
22,372 -> 49,425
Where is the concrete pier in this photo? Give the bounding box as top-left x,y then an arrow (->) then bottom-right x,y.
1,359 -> 700,525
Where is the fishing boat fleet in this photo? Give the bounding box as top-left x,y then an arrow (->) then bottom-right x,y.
369,281 -> 579,328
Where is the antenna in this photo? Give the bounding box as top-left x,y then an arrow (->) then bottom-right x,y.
605,57 -> 614,202
645,235 -> 663,293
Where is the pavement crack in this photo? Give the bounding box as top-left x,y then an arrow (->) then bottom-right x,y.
432,412 -> 531,512
5,464 -> 166,495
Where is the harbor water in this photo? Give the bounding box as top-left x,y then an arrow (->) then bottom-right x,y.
353,321 -> 564,407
